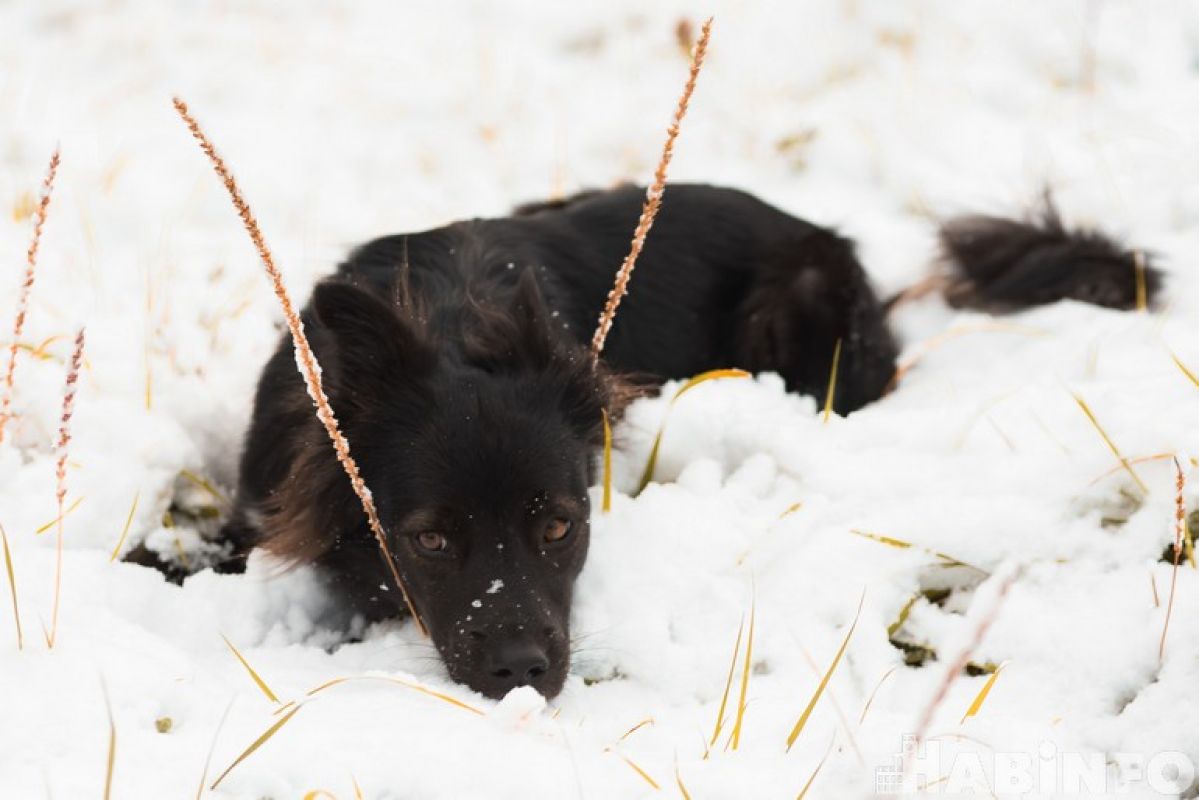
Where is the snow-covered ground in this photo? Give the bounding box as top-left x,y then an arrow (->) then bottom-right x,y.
4,1 -> 1199,797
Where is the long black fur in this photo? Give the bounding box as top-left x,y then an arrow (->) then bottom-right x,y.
939,194 -> 1163,312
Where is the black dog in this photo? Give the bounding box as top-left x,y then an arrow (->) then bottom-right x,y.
214,185 -> 1158,699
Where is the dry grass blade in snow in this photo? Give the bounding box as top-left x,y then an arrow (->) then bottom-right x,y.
728,595 -> 756,750
306,675 -> 484,716
45,328 -> 84,649
795,736 -> 836,799
785,591 -> 865,752
638,368 -> 749,493
821,338 -> 842,423
221,634 -> 281,704
589,17 -> 712,359
616,753 -> 660,790
210,702 -> 303,790
675,761 -> 693,799
109,491 -> 140,562
708,614 -> 745,750
908,566 -> 1019,764
194,699 -> 234,800
1160,457 -> 1186,662
0,521 -> 21,650
1071,392 -> 1148,495
1172,351 -> 1199,391
848,529 -> 986,574
171,97 -> 425,635
1134,250 -> 1148,312
0,148 -> 61,445
601,409 -> 613,512
102,679 -> 117,800
960,661 -> 1007,723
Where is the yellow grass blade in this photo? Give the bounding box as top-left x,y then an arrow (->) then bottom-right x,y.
858,666 -> 899,724
960,662 -> 1007,723
109,491 -> 140,562
195,699 -> 234,800
1172,351 -> 1199,390
778,502 -> 803,519
602,409 -> 613,512
886,595 -> 918,638
180,469 -> 229,506
848,529 -> 986,573
34,496 -> 84,534
14,334 -> 64,361
211,702 -> 303,790
103,682 -> 116,800
1161,457 -> 1187,662
303,792 -> 337,800
1185,512 -> 1196,570
0,522 -> 22,650
708,614 -> 745,750
307,675 -> 484,716
892,323 -> 1046,386
729,596 -> 756,750
272,699 -> 297,717
1088,452 -> 1177,486
221,635 -> 280,704
173,534 -> 192,571
785,591 -> 865,752
351,774 -> 365,799
1133,250 -> 1148,312
637,369 -> 750,493
822,338 -> 842,423
795,736 -> 836,799
1071,393 -> 1148,495
617,753 -> 661,790
617,717 -> 654,744
675,759 -> 692,799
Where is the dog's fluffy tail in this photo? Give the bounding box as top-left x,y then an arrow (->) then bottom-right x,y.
933,195 -> 1162,313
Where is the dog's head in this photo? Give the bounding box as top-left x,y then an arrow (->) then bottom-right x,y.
268,270 -> 633,699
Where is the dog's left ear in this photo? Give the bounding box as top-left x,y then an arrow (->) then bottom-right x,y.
509,268 -> 556,365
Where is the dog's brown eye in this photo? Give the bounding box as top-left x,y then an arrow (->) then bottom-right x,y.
544,518 -> 572,543
416,531 -> 448,553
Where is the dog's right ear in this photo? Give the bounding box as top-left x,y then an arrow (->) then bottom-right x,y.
311,280 -> 434,405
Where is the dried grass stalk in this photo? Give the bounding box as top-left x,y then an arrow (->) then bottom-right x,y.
708,614 -> 745,749
1160,457 -> 1186,661
616,753 -> 660,790
221,634 -> 280,704
907,566 -> 1019,770
1071,393 -> 1148,495
195,699 -> 234,800
210,702 -> 303,790
728,595 -> 755,750
102,679 -> 117,800
109,491 -> 140,562
959,661 -> 1006,724
0,521 -> 22,650
172,97 -> 425,635
821,338 -> 842,423
785,591 -> 864,752
590,17 -> 713,359
46,328 -> 84,649
0,148 -> 61,445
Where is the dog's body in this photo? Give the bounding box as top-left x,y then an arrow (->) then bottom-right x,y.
215,184 -> 1156,699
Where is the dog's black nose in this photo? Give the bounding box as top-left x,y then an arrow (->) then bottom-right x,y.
489,639 -> 549,688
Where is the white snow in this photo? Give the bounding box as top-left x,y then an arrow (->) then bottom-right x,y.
3,1 -> 1199,798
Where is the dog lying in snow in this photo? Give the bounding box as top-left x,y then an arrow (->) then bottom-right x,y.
208,184 -> 1159,699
